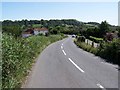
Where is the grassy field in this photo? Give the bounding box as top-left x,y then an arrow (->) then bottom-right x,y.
32,24 -> 42,28
2,33 -> 66,88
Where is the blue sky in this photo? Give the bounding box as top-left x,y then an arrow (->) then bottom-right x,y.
2,2 -> 118,25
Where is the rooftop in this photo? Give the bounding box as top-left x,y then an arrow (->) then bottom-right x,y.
34,27 -> 48,31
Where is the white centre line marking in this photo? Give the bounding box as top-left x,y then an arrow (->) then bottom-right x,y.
62,50 -> 66,55
97,84 -> 105,89
68,58 -> 85,73
62,43 -> 63,46
61,46 -> 63,49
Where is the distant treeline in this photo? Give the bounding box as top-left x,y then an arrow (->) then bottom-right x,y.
2,19 -> 82,27
2,19 -> 83,37
2,19 -> 120,38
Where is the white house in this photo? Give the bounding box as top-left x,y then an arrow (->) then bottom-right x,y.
22,28 -> 34,38
34,27 -> 48,35
22,32 -> 32,38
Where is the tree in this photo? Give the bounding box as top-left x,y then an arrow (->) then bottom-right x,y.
99,21 -> 110,37
116,26 -> 120,37
2,25 -> 22,38
52,29 -> 58,34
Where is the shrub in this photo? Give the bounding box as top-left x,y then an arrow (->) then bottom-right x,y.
97,39 -> 120,65
77,36 -> 86,42
45,32 -> 50,36
38,33 -> 44,36
89,36 -> 103,43
75,38 -> 119,66
2,33 -> 65,88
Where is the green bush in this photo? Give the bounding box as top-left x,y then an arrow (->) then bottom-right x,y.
2,33 -> 65,88
77,36 -> 86,42
97,39 -> 120,65
75,37 -> 120,66
89,36 -> 103,43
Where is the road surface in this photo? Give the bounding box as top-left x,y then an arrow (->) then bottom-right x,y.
23,36 -> 118,89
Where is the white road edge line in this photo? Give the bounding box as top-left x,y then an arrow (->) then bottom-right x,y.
68,58 -> 85,73
97,84 -> 104,89
62,50 -> 66,55
61,46 -> 63,49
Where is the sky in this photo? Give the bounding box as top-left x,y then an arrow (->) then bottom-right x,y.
2,2 -> 118,25
1,0 -> 119,2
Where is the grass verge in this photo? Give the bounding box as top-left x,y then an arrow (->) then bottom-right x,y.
2,33 -> 67,88
74,39 -> 119,66
74,39 -> 98,55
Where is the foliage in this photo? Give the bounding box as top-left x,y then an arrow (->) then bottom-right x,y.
2,19 -> 83,36
32,24 -> 42,28
74,40 -> 98,54
2,19 -> 82,29
83,27 -> 101,38
82,21 -> 113,39
2,20 -> 117,38
116,26 -> 120,37
84,22 -> 100,26
2,33 -> 65,88
99,21 -> 110,37
75,37 -> 120,66
77,36 -> 86,42
97,39 -> 120,65
2,25 -> 22,38
89,36 -> 103,43
48,25 -> 80,35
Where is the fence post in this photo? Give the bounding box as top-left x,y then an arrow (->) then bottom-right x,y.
87,39 -> 88,45
92,41 -> 94,47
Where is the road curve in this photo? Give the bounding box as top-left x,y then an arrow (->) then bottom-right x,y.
23,36 -> 118,89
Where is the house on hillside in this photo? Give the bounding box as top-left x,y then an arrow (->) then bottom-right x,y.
22,28 -> 34,38
22,27 -> 49,37
33,27 -> 49,35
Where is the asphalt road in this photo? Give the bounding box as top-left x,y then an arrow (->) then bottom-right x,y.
23,36 -> 118,89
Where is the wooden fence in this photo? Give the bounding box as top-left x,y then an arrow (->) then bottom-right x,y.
85,39 -> 100,48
